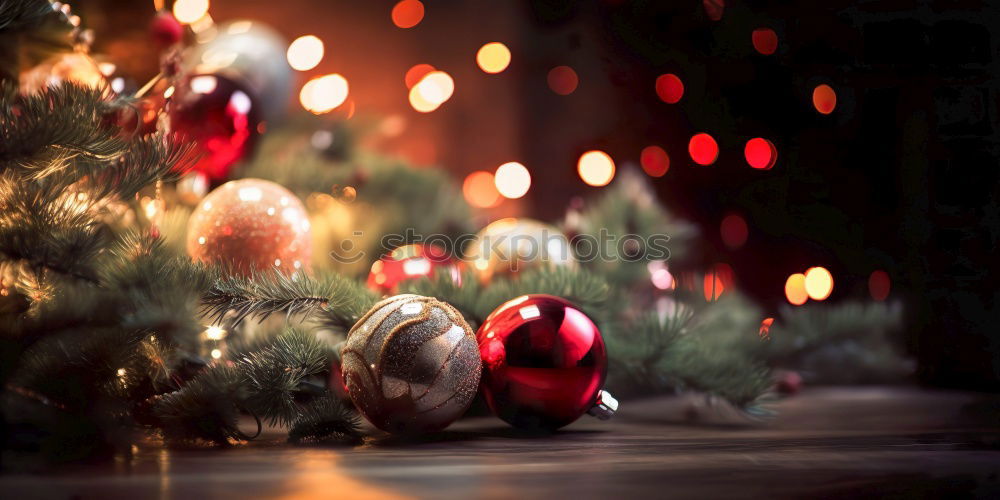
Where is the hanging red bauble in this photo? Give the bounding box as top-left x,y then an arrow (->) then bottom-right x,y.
186,178 -> 311,276
477,294 -> 616,430
150,11 -> 183,48
169,74 -> 260,182
366,244 -> 460,294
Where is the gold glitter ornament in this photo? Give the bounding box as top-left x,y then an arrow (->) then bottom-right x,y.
465,217 -> 576,283
186,178 -> 312,276
341,294 -> 481,434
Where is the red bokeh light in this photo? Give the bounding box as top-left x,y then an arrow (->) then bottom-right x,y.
752,28 -> 778,55
703,263 -> 734,302
655,73 -> 684,104
405,63 -> 435,88
813,84 -> 837,114
744,138 -> 777,170
640,145 -> 670,177
547,66 -> 579,95
702,0 -> 724,21
688,133 -> 719,165
391,0 -> 425,29
720,213 -> 748,249
869,270 -> 891,301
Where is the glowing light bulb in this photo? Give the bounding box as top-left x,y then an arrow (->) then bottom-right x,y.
494,162 -> 531,199
578,150 -> 616,187
785,273 -> 808,305
287,35 -> 324,71
173,0 -> 209,24
476,42 -> 511,74
804,266 -> 833,301
299,74 -> 349,114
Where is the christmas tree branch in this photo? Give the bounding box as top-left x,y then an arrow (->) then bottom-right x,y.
287,394 -> 362,444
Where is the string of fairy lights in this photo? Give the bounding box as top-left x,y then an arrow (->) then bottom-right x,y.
166,0 -> 890,308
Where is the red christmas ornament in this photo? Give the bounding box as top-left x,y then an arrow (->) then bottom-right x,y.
366,244 -> 460,294
186,178 -> 312,276
169,74 -> 260,182
477,294 -> 616,429
150,11 -> 183,48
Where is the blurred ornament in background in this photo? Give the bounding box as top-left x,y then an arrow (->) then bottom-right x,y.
367,244 -> 460,294
169,73 -> 260,181
184,20 -> 291,121
151,11 -> 184,48
20,52 -> 105,93
465,218 -> 576,283
186,178 -> 311,276
342,294 -> 481,434
477,294 -> 614,429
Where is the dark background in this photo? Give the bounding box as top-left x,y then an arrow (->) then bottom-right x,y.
82,0 -> 999,390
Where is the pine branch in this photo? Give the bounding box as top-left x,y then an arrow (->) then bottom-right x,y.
236,329 -> 329,427
150,364 -> 244,445
474,266 -> 610,322
287,394 -> 362,445
202,270 -> 377,330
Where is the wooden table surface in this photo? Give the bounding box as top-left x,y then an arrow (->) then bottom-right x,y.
3,387 -> 999,499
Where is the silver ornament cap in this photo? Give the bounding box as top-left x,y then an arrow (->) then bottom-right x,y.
587,390 -> 618,420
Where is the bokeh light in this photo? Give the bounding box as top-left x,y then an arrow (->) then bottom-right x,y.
173,0 -> 209,24
703,0 -> 724,21
688,133 -> 719,165
752,28 -> 778,55
391,0 -> 424,29
655,73 -> 684,104
286,35 -> 324,71
476,42 -> 511,74
494,162 -> 531,199
704,263 -> 733,302
299,74 -> 349,114
869,270 -> 891,301
463,171 -> 502,208
404,64 -> 435,88
813,84 -> 837,114
547,66 -> 578,95
649,261 -> 675,290
785,273 -> 808,305
759,317 -> 774,340
744,137 -> 777,170
640,145 -> 669,177
409,71 -> 454,112
577,150 -> 616,187
720,213 -> 748,249
804,266 -> 834,301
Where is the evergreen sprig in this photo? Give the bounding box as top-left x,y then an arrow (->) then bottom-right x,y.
287,394 -> 362,444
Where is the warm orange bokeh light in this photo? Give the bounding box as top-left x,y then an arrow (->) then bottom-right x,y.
547,66 -> 578,95
869,270 -> 891,301
752,28 -> 778,55
759,317 -> 774,340
703,263 -> 734,302
640,145 -> 669,177
409,71 -> 454,112
813,84 -> 837,114
463,171 -> 502,208
476,42 -> 511,74
577,150 -> 616,187
804,266 -> 834,301
689,133 -> 719,165
287,35 -> 324,71
405,64 -> 435,88
655,73 -> 684,104
299,74 -> 349,114
391,0 -> 424,29
785,273 -> 808,306
720,213 -> 748,249
494,162 -> 531,199
173,0 -> 209,24
744,138 -> 777,170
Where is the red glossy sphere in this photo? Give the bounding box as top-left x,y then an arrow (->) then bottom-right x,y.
169,74 -> 260,182
477,294 -> 607,430
366,244 -> 460,294
150,11 -> 183,47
